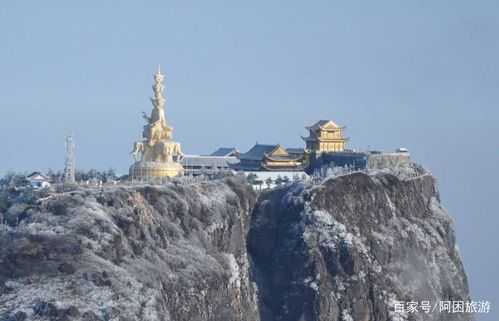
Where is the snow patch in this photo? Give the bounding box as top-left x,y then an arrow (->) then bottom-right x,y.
224,253 -> 241,288
341,309 -> 354,321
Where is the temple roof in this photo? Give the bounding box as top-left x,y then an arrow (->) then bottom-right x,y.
240,144 -> 279,161
306,120 -> 342,131
286,148 -> 305,155
27,172 -> 49,181
239,143 -> 310,164
209,147 -> 239,157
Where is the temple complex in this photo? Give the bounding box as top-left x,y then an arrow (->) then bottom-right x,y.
129,67 -> 184,179
232,144 -> 306,171
302,120 -> 348,153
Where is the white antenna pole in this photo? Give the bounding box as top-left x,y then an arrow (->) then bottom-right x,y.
63,134 -> 76,184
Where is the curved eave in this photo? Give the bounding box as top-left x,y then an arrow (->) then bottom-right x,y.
305,124 -> 346,130
261,164 -> 306,171
301,136 -> 316,142
303,136 -> 350,142
264,155 -> 305,162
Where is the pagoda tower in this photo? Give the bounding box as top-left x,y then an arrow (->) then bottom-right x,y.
302,120 -> 348,153
129,67 -> 184,179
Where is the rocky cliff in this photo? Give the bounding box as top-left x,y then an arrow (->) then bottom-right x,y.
0,178 -> 259,321
0,171 -> 471,321
249,171 -> 470,321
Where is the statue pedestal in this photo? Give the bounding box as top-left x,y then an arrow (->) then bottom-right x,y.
130,161 -> 184,179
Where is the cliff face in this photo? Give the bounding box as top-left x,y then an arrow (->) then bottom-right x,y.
0,172 -> 471,321
249,172 -> 470,321
0,178 -> 259,321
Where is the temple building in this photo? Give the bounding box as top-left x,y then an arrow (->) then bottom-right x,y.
302,120 -> 348,153
26,172 -> 51,189
303,119 -> 372,175
182,154 -> 239,176
231,144 -> 306,171
180,148 -> 239,176
129,67 -> 184,179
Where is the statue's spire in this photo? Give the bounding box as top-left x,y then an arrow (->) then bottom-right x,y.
153,67 -> 165,99
149,65 -> 167,126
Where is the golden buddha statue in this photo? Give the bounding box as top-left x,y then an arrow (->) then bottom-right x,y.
129,67 -> 184,179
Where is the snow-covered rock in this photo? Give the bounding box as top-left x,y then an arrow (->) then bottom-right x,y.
248,171 -> 471,321
0,170 -> 471,321
0,177 -> 258,321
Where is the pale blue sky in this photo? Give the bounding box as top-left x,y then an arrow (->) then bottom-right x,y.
0,1 -> 498,319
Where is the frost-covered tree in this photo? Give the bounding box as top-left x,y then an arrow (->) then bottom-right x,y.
1,172 -> 29,188
246,173 -> 258,185
265,177 -> 273,189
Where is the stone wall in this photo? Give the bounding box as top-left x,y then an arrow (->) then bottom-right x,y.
367,152 -> 411,169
